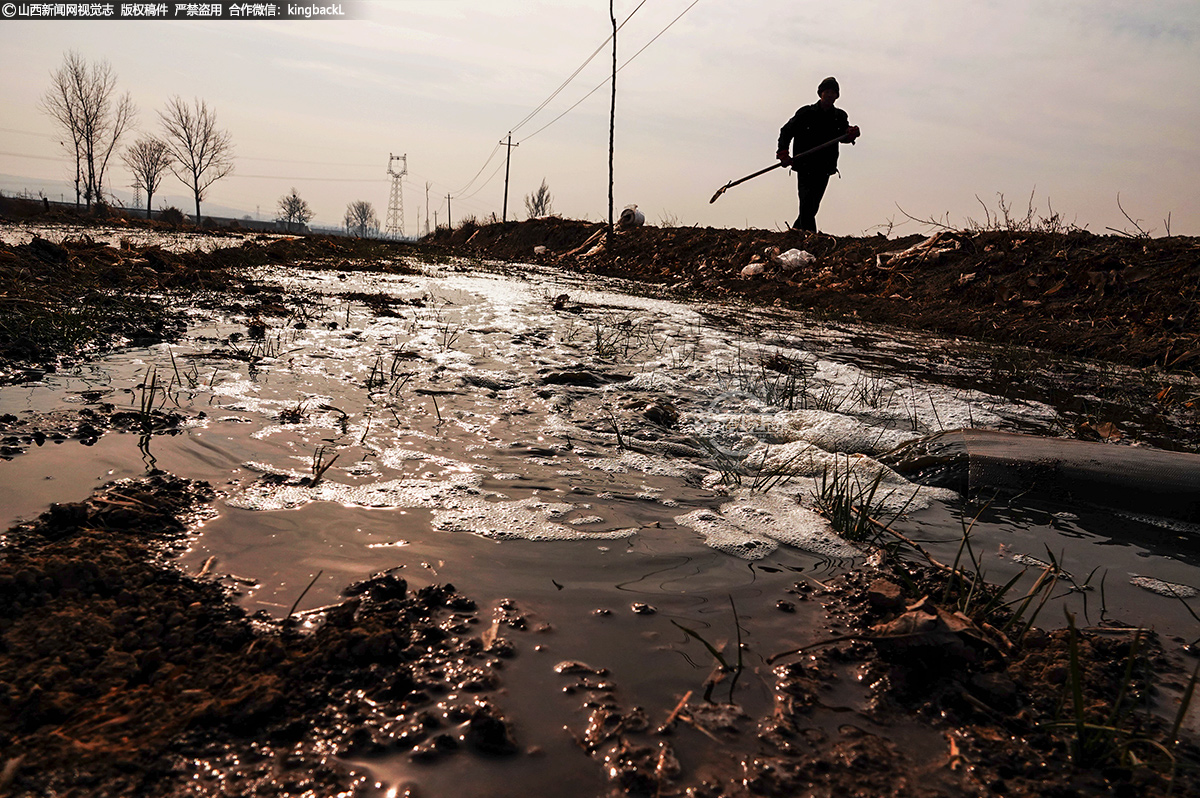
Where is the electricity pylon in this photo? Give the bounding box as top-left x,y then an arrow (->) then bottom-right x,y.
385,153 -> 407,239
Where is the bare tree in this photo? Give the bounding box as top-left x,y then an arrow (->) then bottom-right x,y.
277,187 -> 313,232
40,51 -> 136,208
159,96 -> 234,224
524,178 -> 554,219
121,137 -> 171,219
344,200 -> 378,237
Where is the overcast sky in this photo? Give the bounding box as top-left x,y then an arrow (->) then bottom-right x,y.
1,0 -> 1197,236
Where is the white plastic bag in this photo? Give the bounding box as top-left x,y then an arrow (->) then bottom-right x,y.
773,248 -> 816,269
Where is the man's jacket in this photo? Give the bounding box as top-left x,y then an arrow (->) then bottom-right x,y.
778,102 -> 850,177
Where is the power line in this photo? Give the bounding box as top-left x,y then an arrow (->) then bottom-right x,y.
517,0 -> 702,145
239,155 -> 380,167
0,127 -> 57,139
0,150 -> 63,162
2,142 -> 392,173
450,140 -> 502,197
234,174 -> 382,182
451,0 -> 652,201
508,0 -> 649,135
455,157 -> 508,202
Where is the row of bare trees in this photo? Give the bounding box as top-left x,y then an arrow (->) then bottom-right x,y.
43,51 -> 421,237
41,51 -> 233,224
275,189 -> 377,237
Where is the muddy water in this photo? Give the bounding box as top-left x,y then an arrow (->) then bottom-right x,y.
2,252 -> 1199,793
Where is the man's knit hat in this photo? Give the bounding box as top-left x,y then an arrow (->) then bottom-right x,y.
818,76 -> 839,94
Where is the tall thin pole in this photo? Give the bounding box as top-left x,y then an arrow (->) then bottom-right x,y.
608,0 -> 616,233
446,193 -> 452,227
501,133 -> 518,223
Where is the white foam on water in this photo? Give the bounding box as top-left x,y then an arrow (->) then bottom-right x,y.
580,449 -> 706,480
1115,510 -> 1200,535
717,491 -> 860,558
744,441 -> 959,515
210,376 -> 263,410
619,450 -> 700,478
226,472 -> 485,512
378,447 -> 475,474
582,457 -> 629,474
16,256 -> 1103,568
759,409 -> 918,455
673,508 -> 779,560
682,345 -> 1060,459
225,484 -> 314,511
432,496 -> 637,542
674,485 -> 860,562
344,460 -> 380,477
1130,576 -> 1199,598
229,456 -> 641,545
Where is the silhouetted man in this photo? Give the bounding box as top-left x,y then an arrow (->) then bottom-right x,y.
777,76 -> 860,232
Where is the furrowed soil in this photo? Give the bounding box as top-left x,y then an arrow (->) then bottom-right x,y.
1,201 -> 1198,797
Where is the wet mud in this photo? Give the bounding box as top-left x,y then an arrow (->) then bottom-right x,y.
3,474 -> 1197,796
0,475 -> 521,796
2,205 -> 1199,796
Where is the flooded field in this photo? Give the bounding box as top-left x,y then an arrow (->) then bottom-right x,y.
0,221 -> 278,252
2,235 -> 1199,794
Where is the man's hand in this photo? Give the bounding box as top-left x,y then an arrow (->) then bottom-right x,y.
844,126 -> 861,143
776,149 -> 792,166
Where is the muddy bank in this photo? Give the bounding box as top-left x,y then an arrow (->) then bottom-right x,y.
576,566 -> 1200,798
0,475 -> 521,796
2,475 -> 1197,797
426,217 -> 1200,372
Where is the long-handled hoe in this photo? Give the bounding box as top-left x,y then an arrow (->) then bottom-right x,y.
709,134 -> 851,204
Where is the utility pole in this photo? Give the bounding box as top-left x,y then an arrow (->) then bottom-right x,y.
608,0 -> 617,233
425,181 -> 431,236
501,133 -> 518,223
446,193 -> 452,228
